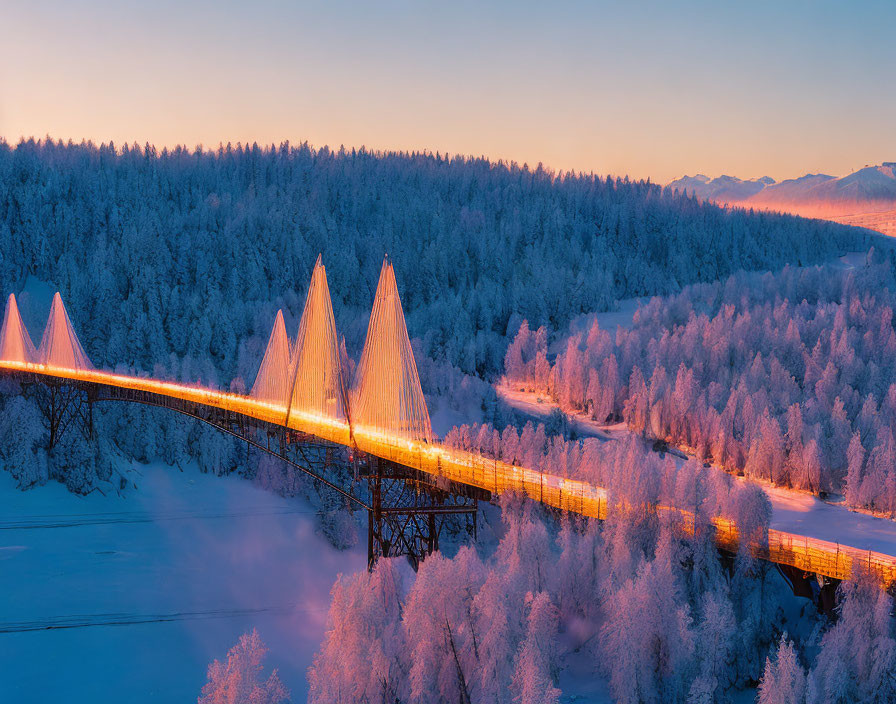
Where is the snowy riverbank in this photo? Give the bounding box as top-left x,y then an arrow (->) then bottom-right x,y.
0,462 -> 365,703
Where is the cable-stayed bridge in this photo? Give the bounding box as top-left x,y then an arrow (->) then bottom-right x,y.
1,257 -> 895,596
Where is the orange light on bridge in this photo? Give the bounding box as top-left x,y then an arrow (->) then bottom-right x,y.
1,261 -> 895,589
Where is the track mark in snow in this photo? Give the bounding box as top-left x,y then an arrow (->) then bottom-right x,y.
0,604 -> 327,634
0,507 -> 316,530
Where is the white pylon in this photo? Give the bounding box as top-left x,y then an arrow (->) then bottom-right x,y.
250,309 -> 291,407
0,293 -> 37,363
288,254 -> 349,424
351,256 -> 432,443
37,292 -> 93,369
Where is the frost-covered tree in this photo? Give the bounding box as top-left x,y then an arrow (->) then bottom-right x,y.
199,629 -> 288,704
404,549 -> 484,704
308,559 -> 407,703
688,591 -> 736,702
552,517 -> 603,624
844,432 -> 865,507
758,633 -> 807,704
0,393 -> 47,488
600,529 -> 696,703
808,574 -> 896,704
510,592 -> 561,704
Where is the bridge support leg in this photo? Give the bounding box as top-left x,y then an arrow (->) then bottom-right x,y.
776,564 -> 841,618
28,378 -> 95,449
366,457 -> 478,570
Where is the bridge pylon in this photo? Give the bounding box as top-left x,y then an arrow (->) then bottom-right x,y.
0,293 -> 37,363
351,256 -> 433,443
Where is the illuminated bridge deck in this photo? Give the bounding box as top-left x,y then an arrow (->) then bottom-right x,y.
2,359 -> 895,589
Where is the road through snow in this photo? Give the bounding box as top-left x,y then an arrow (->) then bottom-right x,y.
497,384 -> 896,558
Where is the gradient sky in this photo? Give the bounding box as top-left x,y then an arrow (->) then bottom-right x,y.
2,0 -> 894,183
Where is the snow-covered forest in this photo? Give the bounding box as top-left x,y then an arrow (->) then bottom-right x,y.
504,254 -> 896,515
0,138 -> 870,382
309,423 -> 895,702
308,489 -> 896,703
0,138 -> 873,496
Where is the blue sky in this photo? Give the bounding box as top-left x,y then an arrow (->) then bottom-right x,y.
1,0 -> 894,182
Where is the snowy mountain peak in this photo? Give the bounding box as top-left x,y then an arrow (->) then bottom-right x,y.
667,173 -> 771,202
668,163 -> 896,216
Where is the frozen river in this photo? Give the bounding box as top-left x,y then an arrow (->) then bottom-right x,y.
0,463 -> 365,702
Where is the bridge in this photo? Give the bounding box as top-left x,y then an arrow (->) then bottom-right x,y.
1,256 -> 895,595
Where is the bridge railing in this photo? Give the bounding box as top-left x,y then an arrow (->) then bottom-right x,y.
710,515 -> 896,585
350,427 -> 896,587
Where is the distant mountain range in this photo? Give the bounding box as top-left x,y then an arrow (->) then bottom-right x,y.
668,163 -> 896,218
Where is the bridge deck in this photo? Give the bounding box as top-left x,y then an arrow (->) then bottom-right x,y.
2,360 -> 895,588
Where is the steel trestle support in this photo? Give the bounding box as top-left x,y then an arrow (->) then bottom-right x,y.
2,371 -> 489,568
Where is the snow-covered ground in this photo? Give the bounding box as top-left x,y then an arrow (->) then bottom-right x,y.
0,460 -> 618,704
0,463 -> 365,703
498,297 -> 647,439
761,483 -> 896,555
498,385 -> 896,557
497,383 -> 618,440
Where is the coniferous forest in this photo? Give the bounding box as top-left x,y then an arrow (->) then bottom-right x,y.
0,139 -> 875,490
0,139 -> 869,382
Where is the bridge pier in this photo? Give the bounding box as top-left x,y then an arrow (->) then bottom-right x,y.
364,456 -> 483,570
26,376 -> 96,448
776,563 -> 841,618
